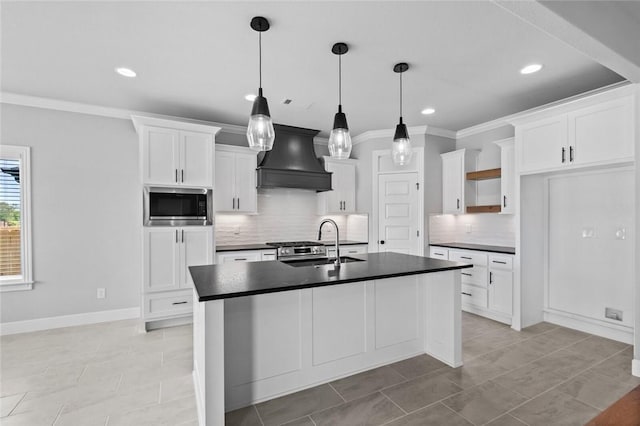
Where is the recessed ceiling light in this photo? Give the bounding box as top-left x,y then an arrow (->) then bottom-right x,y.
244,94 -> 257,102
520,64 -> 543,75
115,67 -> 136,78
421,108 -> 435,115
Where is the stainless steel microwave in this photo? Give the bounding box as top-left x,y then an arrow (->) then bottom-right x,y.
143,187 -> 212,226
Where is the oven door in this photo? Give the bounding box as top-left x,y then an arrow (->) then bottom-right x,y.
144,187 -> 212,226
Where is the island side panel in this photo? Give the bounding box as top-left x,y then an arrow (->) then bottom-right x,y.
423,270 -> 462,367
193,295 -> 225,426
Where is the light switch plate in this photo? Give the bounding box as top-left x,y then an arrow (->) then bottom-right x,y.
465,224 -> 472,233
97,288 -> 106,299
581,227 -> 595,238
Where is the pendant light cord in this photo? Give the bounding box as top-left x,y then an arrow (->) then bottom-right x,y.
399,71 -> 403,120
338,54 -> 342,106
259,32 -> 262,89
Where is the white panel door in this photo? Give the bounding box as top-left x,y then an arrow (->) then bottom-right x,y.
378,173 -> 420,254
180,227 -> 213,289
234,153 -> 257,213
144,228 -> 179,292
180,130 -> 213,187
569,97 -> 634,166
374,277 -> 418,349
312,282 -> 366,365
488,269 -> 513,316
215,151 -> 236,212
143,127 -> 179,185
548,169 -> 634,326
518,116 -> 567,173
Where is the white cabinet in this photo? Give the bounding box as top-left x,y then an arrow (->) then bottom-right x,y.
317,157 -> 357,214
429,246 -> 449,260
133,116 -> 220,187
328,244 -> 367,259
494,138 -> 515,214
215,145 -> 258,213
516,92 -> 634,175
488,254 -> 513,316
216,249 -> 277,264
441,149 -> 478,214
144,227 -> 213,293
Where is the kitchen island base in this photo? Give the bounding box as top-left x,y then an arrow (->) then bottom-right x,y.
193,270 -> 461,426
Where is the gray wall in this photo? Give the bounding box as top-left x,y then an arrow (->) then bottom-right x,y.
1,104 -> 141,322
456,125 -> 514,150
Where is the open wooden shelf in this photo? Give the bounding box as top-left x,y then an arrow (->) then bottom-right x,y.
466,168 -> 501,181
466,205 -> 501,214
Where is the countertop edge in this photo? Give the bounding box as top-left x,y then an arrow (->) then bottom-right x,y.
216,241 -> 369,252
429,242 -> 515,255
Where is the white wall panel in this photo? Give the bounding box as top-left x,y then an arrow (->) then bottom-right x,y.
374,277 -> 418,348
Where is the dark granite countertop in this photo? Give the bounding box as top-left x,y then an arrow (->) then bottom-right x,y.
429,242 -> 515,255
190,252 -> 472,302
215,241 -> 368,252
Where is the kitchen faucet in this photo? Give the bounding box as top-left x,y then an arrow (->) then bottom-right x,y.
318,219 -> 341,267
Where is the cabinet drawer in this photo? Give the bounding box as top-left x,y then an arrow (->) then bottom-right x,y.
342,245 -> 367,255
450,250 -> 488,266
261,250 -> 277,261
489,255 -> 513,270
144,290 -> 193,319
429,247 -> 449,260
217,251 -> 262,263
460,265 -> 488,287
461,284 -> 487,308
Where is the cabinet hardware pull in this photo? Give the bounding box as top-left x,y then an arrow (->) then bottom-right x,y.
569,146 -> 574,162
181,169 -> 184,182
234,258 -> 247,261
457,198 -> 460,209
237,198 -> 240,210
461,272 -> 472,276
462,292 -> 472,296
175,169 -> 178,182
348,250 -> 357,253
233,198 -> 236,210
503,195 -> 507,208
561,147 -> 566,163
175,229 -> 178,243
492,260 -> 507,264
461,256 -> 472,260
490,272 -> 493,284
379,240 -> 385,245
181,229 -> 184,243
172,301 -> 188,305
435,253 -> 444,256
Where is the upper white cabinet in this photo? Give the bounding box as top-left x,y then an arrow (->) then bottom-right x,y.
515,89 -> 635,175
317,157 -> 357,214
132,116 -> 220,187
215,145 -> 258,213
441,149 -> 478,214
494,138 -> 515,214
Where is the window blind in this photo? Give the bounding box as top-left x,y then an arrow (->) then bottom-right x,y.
0,159 -> 21,276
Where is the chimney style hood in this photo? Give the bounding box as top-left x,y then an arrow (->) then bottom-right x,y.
256,124 -> 332,192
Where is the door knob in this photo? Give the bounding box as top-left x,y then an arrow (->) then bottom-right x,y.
380,240 -> 385,245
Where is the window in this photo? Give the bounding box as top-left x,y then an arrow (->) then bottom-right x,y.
0,145 -> 32,291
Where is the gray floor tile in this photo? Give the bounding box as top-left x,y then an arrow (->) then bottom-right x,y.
558,369 -> 640,410
462,329 -> 527,360
255,384 -> 343,426
510,389 -> 599,426
442,380 -> 528,425
330,366 -> 405,401
532,349 -> 597,379
476,340 -> 547,371
311,392 -> 403,426
492,361 -> 566,399
107,395 -> 197,426
225,405 -> 262,426
281,416 -> 315,425
519,321 -> 557,336
444,356 -> 511,389
564,336 -> 629,363
388,354 -> 449,379
385,402 -> 472,426
590,351 -> 639,381
485,414 -> 528,426
0,393 -> 25,417
382,373 -> 462,413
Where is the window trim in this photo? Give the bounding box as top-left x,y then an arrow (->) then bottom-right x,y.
0,145 -> 33,292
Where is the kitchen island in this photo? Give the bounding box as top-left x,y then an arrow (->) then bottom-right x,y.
190,252 -> 471,426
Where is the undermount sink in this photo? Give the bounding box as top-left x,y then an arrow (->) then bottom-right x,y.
280,256 -> 365,268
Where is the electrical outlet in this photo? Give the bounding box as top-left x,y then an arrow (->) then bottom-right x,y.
605,307 -> 622,321
233,225 -> 241,235
465,223 -> 472,233
97,288 -> 106,299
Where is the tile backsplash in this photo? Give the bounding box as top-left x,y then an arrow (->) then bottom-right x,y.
429,213 -> 515,247
215,188 -> 368,245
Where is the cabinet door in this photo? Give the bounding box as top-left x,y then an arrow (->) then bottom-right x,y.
569,97 -> 634,166
234,153 -> 258,213
144,228 -> 180,292
215,151 -> 236,212
442,152 -> 463,214
518,116 -> 567,174
334,162 -> 356,213
500,141 -> 515,214
488,269 -> 512,316
429,247 -> 449,260
325,162 -> 344,213
180,227 -> 213,289
142,127 -> 180,185
180,130 -> 213,187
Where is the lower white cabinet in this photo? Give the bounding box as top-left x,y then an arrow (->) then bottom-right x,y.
143,226 -> 213,325
430,246 -> 513,324
328,244 -> 367,258
216,249 -> 277,264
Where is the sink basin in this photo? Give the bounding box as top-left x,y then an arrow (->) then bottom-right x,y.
281,256 -> 365,268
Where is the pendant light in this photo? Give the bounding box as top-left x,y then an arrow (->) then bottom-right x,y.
247,16 -> 275,152
328,42 -> 352,159
392,62 -> 413,166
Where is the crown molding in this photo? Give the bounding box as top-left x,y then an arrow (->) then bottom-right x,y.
455,80 -> 632,139
352,125 -> 455,145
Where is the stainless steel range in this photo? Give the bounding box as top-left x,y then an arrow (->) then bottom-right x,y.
265,241 -> 327,261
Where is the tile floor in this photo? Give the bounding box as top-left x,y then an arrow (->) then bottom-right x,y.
1,313 -> 637,426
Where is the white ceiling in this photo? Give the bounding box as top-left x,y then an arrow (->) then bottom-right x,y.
1,1 -> 627,135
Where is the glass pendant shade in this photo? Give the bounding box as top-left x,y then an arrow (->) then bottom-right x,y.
328,106 -> 352,159
392,119 -> 413,166
247,88 -> 275,151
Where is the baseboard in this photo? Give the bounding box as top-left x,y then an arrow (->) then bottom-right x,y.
462,304 -> 512,325
145,316 -> 192,331
193,368 -> 205,426
0,307 -> 140,336
633,359 -> 640,378
544,309 -> 633,344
